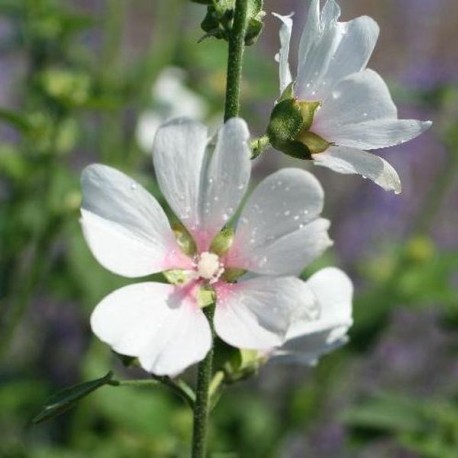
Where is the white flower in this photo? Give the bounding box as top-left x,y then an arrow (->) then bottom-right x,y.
81,117 -> 332,376
273,0 -> 432,193
136,67 -> 208,153
270,267 -> 353,365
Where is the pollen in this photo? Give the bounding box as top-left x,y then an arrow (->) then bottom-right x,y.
196,252 -> 224,283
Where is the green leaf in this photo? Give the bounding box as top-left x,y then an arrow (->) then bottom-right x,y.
32,371 -> 114,424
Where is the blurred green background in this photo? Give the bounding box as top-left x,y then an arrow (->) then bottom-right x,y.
1,0 -> 457,456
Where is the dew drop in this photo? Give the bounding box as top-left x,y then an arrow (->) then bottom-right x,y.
130,183 -> 137,190
293,215 -> 300,221
284,210 -> 291,216
208,177 -> 214,184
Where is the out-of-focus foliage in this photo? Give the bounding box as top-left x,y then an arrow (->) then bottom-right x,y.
1,0 -> 457,457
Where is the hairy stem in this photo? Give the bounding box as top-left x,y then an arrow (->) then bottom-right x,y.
191,305 -> 215,458
224,0 -> 249,121
191,1 -> 249,456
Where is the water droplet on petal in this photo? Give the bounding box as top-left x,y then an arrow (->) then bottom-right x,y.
130,183 -> 137,190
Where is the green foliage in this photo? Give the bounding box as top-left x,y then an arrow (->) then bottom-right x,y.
33,372 -> 114,424
343,393 -> 458,458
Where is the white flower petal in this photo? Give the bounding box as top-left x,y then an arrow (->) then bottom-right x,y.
152,118 -> 208,237
273,267 -> 353,364
313,146 -> 402,193
153,118 -> 250,251
313,69 -> 397,128
91,282 -> 212,376
214,276 -> 305,349
323,118 -> 432,151
312,70 -> 432,150
296,1 -> 379,101
272,13 -> 294,94
200,118 -> 251,248
226,168 -> 332,275
81,164 -> 191,278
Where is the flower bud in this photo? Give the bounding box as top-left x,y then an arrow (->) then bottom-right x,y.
267,95 -> 330,160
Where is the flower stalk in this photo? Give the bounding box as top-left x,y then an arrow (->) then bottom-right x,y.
193,1 -> 248,455
191,304 -> 215,458
224,0 -> 249,121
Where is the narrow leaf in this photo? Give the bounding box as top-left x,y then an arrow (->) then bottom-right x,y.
32,371 -> 114,424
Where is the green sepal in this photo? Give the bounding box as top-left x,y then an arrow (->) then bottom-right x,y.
277,140 -> 313,160
267,98 -> 312,159
298,101 -> 321,131
278,82 -> 295,103
296,131 -> 330,154
213,339 -> 266,384
32,372 -> 114,424
267,98 -> 328,159
163,269 -> 190,285
222,267 -> 246,283
198,286 -> 216,309
172,222 -> 196,256
210,226 -> 234,256
267,98 -> 304,145
245,0 -> 265,45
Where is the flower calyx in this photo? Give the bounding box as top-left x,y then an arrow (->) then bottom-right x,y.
267,94 -> 330,160
198,0 -> 265,45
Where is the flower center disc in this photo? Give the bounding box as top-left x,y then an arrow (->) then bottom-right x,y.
196,252 -> 224,283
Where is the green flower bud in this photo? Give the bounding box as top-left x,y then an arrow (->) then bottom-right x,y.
198,0 -> 265,45
267,96 -> 330,159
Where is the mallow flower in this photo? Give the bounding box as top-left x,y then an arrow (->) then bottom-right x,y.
270,267 -> 353,365
80,117 -> 333,376
270,0 -> 432,193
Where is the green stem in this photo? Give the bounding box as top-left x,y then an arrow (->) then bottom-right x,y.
110,377 -> 195,408
224,0 -> 249,121
191,305 -> 215,458
191,1 -> 248,455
